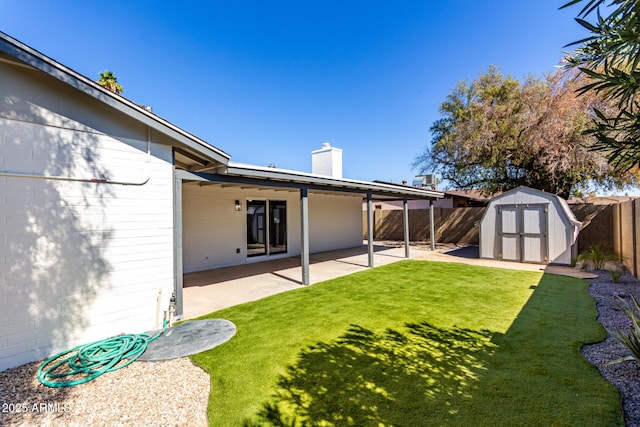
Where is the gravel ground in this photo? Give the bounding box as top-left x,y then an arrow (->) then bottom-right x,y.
2,268 -> 640,426
411,240 -> 640,425
581,270 -> 640,427
0,357 -> 209,426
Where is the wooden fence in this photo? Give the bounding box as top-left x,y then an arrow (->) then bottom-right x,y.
364,203 -> 617,262
363,207 -> 484,244
571,204 -> 614,253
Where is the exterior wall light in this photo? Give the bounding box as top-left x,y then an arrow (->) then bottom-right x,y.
235,200 -> 242,211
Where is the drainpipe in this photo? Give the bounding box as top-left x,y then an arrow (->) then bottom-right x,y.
0,127 -> 151,186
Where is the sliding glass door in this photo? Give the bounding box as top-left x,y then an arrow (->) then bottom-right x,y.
269,201 -> 287,255
246,200 -> 266,257
247,200 -> 287,257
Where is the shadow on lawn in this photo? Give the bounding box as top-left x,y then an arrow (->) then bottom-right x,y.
244,323 -> 495,426
244,274 -> 622,427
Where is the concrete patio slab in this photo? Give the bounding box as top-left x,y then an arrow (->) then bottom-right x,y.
182,243 -> 596,320
414,246 -> 598,279
182,245 -> 430,319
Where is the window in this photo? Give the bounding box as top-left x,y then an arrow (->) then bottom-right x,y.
246,200 -> 287,257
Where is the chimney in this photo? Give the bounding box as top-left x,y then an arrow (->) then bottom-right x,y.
312,142 -> 342,178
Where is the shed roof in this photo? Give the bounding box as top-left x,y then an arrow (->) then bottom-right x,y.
486,186 -> 581,227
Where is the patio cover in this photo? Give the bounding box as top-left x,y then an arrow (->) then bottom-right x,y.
176,163 -> 443,287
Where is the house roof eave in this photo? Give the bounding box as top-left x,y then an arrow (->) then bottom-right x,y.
0,31 -> 230,166
217,163 -> 444,199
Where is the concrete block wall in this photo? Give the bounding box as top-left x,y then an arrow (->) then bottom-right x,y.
612,200 -> 640,277
0,61 -> 175,371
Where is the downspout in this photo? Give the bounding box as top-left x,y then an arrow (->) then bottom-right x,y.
0,127 -> 152,186
173,169 -> 184,320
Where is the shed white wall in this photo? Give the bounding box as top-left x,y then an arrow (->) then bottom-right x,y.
479,188 -> 575,264
0,61 -> 175,371
182,184 -> 363,272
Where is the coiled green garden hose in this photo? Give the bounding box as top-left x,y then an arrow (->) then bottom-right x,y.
37,325 -> 165,388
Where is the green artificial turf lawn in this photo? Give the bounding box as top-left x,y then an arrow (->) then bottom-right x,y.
190,261 -> 622,426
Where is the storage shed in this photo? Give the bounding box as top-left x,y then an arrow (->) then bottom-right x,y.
479,186 -> 581,265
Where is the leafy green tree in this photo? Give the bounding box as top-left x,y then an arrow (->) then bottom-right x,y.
414,66 -> 637,199
97,70 -> 123,94
562,0 -> 640,171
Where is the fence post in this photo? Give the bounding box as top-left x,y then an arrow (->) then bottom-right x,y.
612,204 -> 619,256
634,200 -> 638,277
619,203 -> 624,257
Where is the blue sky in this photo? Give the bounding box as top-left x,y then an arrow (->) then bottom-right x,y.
1,1 -> 587,186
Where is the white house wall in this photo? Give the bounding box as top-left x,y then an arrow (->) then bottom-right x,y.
182,184 -> 301,272
182,184 -> 363,272
309,193 -> 363,253
0,62 -> 175,371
